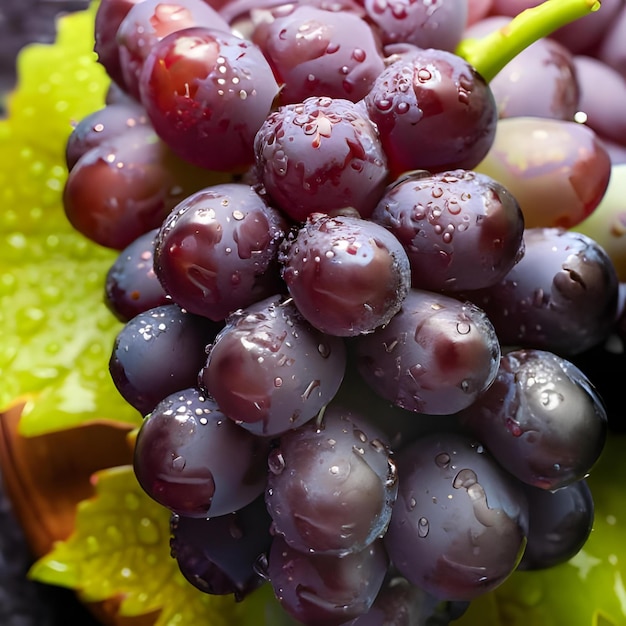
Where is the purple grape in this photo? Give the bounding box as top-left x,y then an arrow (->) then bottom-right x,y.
252,4 -> 385,104
353,288 -> 501,415
63,125 -> 213,250
117,0 -> 231,100
370,169 -> 525,292
459,349 -> 608,491
363,47 -> 498,177
279,212 -> 411,336
93,0 -> 144,91
109,303 -> 222,415
364,0 -> 468,52
384,431 -> 529,601
518,479 -> 594,571
573,54 -> 626,147
138,26 -> 279,171
134,387 -> 269,517
154,183 -> 287,321
265,404 -> 398,556
200,294 -> 347,436
346,575 -> 469,626
65,101 -> 149,170
169,494 -> 272,600
253,96 -> 389,222
268,535 -> 389,626
463,227 -> 620,356
104,228 -> 170,322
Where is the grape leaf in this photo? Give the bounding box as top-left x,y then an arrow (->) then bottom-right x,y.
0,3 -> 141,436
28,465 -> 288,626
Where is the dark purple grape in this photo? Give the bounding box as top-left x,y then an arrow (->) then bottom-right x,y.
363,47 -> 498,177
384,431 -> 529,601
353,288 -> 501,415
138,26 -> 279,172
252,5 -> 385,104
268,535 -> 389,626
279,213 -> 411,336
200,294 -> 346,436
104,228 -> 170,322
370,169 -> 525,292
518,479 -> 594,571
254,96 -> 389,222
265,404 -> 398,556
109,303 -> 222,415
63,125 -> 221,250
169,494 -> 272,600
153,183 -> 287,321
134,387 -> 269,517
117,0 -> 231,100
459,349 -> 607,491
346,575 -> 469,626
463,228 -> 620,356
65,101 -> 149,170
364,0 -> 468,52
93,0 -> 144,90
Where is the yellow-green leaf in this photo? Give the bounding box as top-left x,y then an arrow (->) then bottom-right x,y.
29,465 -> 256,625
0,3 -> 141,436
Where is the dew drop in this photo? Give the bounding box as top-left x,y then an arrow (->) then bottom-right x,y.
435,452 -> 451,468
418,517 -> 430,538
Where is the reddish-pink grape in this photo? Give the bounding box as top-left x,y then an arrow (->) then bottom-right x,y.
139,26 -> 279,171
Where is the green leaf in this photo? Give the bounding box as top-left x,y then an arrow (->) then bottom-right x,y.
0,3 -> 141,435
456,434 -> 626,626
29,465 -> 275,625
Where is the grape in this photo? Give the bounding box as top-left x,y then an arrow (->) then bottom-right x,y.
353,288 -> 501,415
134,387 -> 269,517
279,212 -> 411,336
104,228 -> 170,322
458,348 -> 608,491
169,494 -> 272,600
63,125 -> 219,250
384,431 -> 529,601
253,96 -> 388,222
252,4 -> 385,104
466,16 -> 579,121
109,303 -> 222,415
363,46 -> 498,177
474,116 -> 612,229
518,479 -> 594,571
265,404 -> 398,556
268,535 -> 389,626
138,26 -> 279,171
93,0 -> 144,90
117,0 -> 231,100
65,100 -> 149,170
153,182 -> 287,321
364,0 -> 467,52
200,294 -> 346,436
573,55 -> 626,147
463,227 -> 620,357
370,169 -> 525,292
346,576 -> 470,626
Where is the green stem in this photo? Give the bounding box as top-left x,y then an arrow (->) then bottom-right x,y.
456,0 -> 601,82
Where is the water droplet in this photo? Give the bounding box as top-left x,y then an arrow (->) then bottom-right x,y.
268,449 -> 286,474
435,452 -> 450,468
172,455 -> 186,471
418,517 -> 430,537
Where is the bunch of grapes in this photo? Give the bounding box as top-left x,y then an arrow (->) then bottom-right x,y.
61,0 -> 626,623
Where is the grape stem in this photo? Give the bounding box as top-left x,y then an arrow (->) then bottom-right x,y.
456,0 -> 601,82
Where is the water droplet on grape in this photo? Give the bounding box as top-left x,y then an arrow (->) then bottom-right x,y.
418,517 -> 430,537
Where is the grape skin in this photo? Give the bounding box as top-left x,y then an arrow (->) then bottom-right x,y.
133,388 -> 269,518
384,432 -> 529,602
